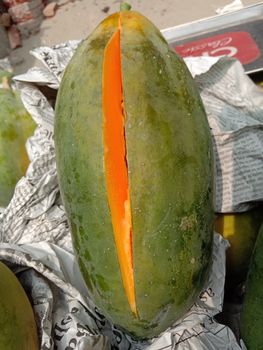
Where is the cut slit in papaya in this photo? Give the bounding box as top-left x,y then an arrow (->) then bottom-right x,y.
102,28 -> 137,316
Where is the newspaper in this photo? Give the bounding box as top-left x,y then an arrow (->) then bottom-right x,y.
0,235 -> 241,350
193,57 -> 263,212
0,57 -> 12,72
0,41 -> 262,349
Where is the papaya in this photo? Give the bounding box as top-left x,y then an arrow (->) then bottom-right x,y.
0,261 -> 38,349
240,222 -> 263,349
0,70 -> 12,84
54,7 -> 214,338
214,207 -> 263,297
0,74 -> 36,207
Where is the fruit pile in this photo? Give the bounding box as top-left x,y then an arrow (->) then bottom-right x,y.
0,3 -> 262,348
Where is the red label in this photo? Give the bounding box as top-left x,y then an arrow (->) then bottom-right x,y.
175,31 -> 260,65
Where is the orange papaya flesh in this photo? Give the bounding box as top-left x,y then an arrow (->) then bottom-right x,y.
55,10 -> 214,339
103,28 -> 136,315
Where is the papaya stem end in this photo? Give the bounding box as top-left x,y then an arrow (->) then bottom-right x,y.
120,2 -> 131,11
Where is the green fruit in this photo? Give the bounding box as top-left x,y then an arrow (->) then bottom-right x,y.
0,70 -> 12,83
55,9 -> 214,338
0,83 -> 36,207
240,223 -> 263,349
214,207 -> 263,294
0,261 -> 38,350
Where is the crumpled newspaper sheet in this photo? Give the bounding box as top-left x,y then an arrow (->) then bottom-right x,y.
0,236 -> 242,350
193,57 -> 263,213
0,57 -> 12,72
0,40 -> 262,349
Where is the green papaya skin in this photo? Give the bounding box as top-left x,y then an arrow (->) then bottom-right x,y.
0,87 -> 36,207
0,261 -> 39,350
241,223 -> 263,349
55,11 -> 214,338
